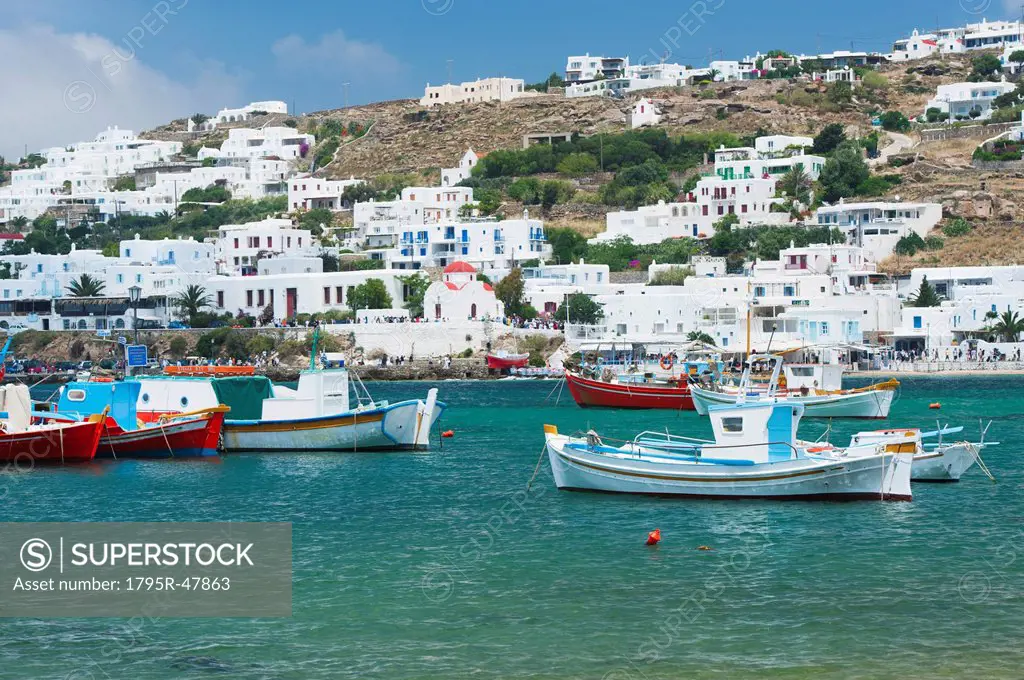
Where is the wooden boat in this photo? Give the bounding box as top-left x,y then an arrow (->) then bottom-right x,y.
0,385 -> 106,464
565,369 -> 695,409
134,368 -> 444,452
691,357 -> 898,419
54,381 -> 227,459
486,352 -> 530,370
847,426 -> 997,482
564,351 -> 724,410
543,398 -> 913,501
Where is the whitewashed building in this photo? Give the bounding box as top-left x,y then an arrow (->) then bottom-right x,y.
214,100 -> 289,125
424,261 -> 503,320
216,218 -> 316,275
383,214 -> 550,271
421,78 -> 526,107
565,54 -> 629,82
441,149 -> 480,187
288,176 -> 365,211
352,187 -> 476,251
199,127 -> 313,163
925,80 -> 1016,121
815,200 -> 943,262
631,99 -> 662,129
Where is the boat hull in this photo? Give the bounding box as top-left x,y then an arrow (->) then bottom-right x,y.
691,385 -> 894,419
222,397 -> 444,452
487,354 -> 530,370
97,411 -> 224,459
0,418 -> 105,464
912,444 -> 977,482
565,371 -> 694,410
545,436 -> 912,501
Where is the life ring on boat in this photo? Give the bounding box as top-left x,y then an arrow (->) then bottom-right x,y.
806,444 -> 834,453
659,355 -> 674,371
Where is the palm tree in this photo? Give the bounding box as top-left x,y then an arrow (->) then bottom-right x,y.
66,273 -> 105,297
687,331 -> 717,346
778,166 -> 811,204
174,284 -> 211,326
990,310 -> 1024,342
9,216 -> 28,230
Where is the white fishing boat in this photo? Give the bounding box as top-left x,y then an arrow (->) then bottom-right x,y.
134,367 -> 443,453
847,425 -> 997,482
543,398 -> 913,500
690,356 -> 898,419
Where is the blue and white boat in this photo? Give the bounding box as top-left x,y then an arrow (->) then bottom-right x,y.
544,386 -> 914,501
134,367 -> 444,453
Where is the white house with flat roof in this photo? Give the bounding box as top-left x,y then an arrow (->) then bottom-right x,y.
199,127 -> 313,162
214,101 -> 288,125
815,200 -> 942,262
632,99 -> 662,129
288,176 -> 365,211
925,80 -> 1016,122
216,218 -> 315,275
441,149 -> 481,187
565,54 -> 629,82
421,77 -> 526,107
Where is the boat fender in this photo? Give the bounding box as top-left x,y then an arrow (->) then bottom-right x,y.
646,529 -> 661,546
441,430 -> 455,438
929,403 -> 941,410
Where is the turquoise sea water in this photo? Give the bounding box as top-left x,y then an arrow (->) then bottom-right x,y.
1,376 -> 1022,679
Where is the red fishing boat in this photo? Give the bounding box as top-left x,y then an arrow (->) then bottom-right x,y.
56,381 -> 227,459
486,352 -> 530,370
565,369 -> 695,410
0,384 -> 106,463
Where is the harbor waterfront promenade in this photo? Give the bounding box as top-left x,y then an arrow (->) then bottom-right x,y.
0,377 -> 1021,679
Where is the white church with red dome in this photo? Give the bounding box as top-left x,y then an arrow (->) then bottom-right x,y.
423,261 -> 504,320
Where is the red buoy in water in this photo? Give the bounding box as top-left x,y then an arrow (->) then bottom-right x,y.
646,529 -> 661,546
441,430 -> 455,438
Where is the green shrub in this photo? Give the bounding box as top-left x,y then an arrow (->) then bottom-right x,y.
168,336 -> 189,358
246,335 -> 276,355
648,267 -> 694,286
924,235 -> 945,251
942,218 -> 973,237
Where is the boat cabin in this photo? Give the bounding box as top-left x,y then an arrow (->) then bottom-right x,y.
783,364 -> 843,392
58,381 -> 140,429
135,369 -> 354,423
707,401 -> 804,463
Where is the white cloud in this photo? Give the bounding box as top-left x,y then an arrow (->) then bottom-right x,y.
271,29 -> 402,81
0,24 -> 246,160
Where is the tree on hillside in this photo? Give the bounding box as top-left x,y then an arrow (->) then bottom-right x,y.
990,310 -> 1024,342
494,268 -> 526,316
545,226 -> 588,264
908,277 -> 941,308
970,53 -> 1003,81
190,113 -> 209,126
1010,50 -> 1024,72
347,279 -> 393,313
66,274 -> 105,297
9,216 -> 28,231
555,293 -> 604,325
174,284 -> 211,326
812,123 -> 846,154
880,111 -> 911,132
818,142 -> 869,203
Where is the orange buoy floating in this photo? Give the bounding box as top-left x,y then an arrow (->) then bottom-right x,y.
646,529 -> 661,546
441,430 -> 455,438
697,545 -> 713,552
929,403 -> 941,410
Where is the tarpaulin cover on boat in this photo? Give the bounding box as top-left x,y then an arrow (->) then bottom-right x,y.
211,377 -> 273,421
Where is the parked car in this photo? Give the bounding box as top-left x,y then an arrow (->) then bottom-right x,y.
167,321 -> 190,330
78,361 -> 93,371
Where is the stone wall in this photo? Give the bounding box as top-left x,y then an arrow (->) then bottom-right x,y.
919,122 -> 1017,142
971,159 -> 1024,171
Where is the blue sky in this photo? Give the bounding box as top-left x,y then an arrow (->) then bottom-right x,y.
0,0 -> 1019,157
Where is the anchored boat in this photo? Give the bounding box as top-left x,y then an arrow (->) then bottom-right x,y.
54,381 -> 227,459
691,356 -> 898,419
486,351 -> 530,370
847,425 -> 997,482
134,367 -> 443,452
0,384 -> 107,464
543,398 -> 913,500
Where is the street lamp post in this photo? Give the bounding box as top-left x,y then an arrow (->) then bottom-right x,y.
128,285 -> 142,346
